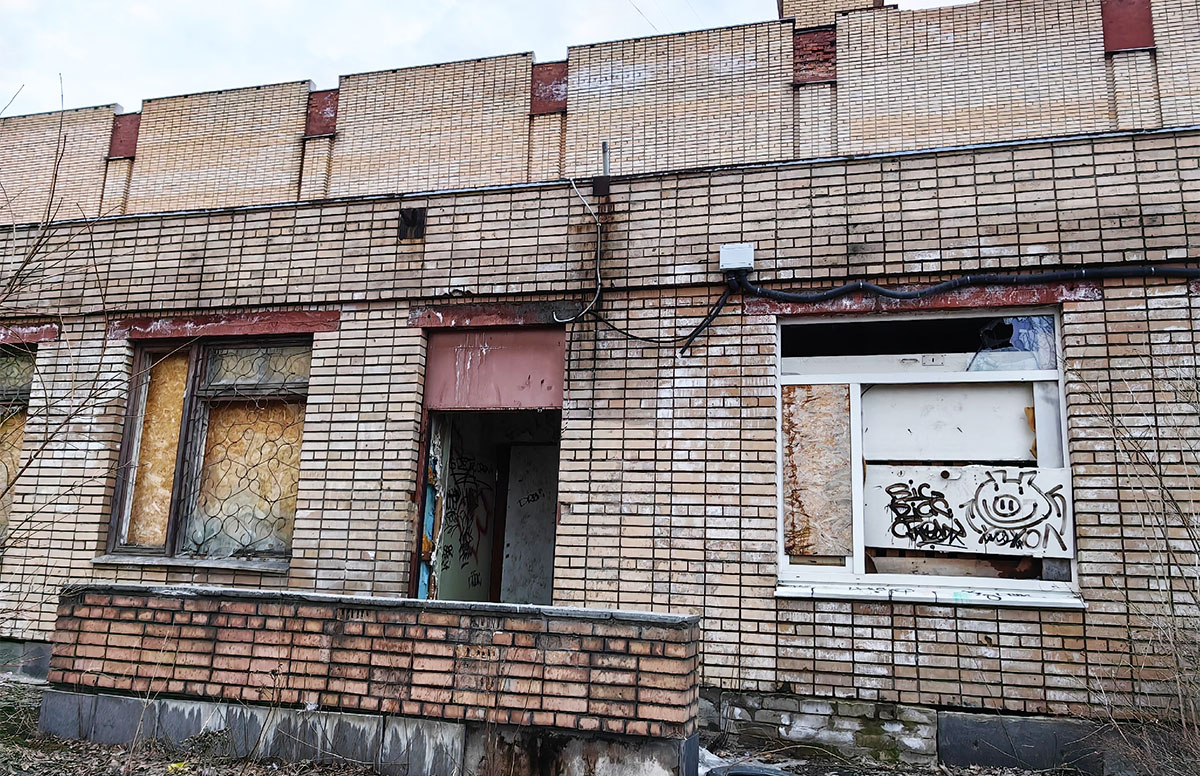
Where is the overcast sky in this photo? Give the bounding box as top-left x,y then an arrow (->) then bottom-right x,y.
2,0 -> 955,117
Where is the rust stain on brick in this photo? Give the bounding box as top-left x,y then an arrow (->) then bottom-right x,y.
305,89 -> 339,136
781,384 -> 852,557
531,61 -> 568,115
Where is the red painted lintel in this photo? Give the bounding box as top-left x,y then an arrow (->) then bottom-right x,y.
107,310 -> 341,340
745,282 -> 1103,317
0,322 -> 60,346
409,301 -> 575,329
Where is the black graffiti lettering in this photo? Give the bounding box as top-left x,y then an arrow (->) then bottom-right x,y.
885,481 -> 968,549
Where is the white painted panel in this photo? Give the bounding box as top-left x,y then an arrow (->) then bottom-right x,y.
862,382 -> 1035,462
500,445 -> 558,605
863,464 -> 1072,558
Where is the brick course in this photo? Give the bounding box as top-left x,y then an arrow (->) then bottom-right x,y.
48,586 -> 701,738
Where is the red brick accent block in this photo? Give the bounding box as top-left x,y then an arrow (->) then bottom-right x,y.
793,27 -> 836,84
49,585 -> 701,739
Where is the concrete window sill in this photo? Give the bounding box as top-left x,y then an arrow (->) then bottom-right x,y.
91,554 -> 290,575
775,581 -> 1086,609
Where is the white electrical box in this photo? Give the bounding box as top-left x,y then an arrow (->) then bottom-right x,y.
719,243 -> 755,271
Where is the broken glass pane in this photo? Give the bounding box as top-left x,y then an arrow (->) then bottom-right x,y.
967,315 -> 1057,371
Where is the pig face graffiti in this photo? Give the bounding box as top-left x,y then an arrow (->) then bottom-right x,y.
965,469 -> 1067,553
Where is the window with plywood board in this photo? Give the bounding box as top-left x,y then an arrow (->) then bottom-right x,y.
110,339 -> 310,559
778,312 -> 1075,605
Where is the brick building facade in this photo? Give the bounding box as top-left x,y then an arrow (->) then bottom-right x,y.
3,0 -> 1200,767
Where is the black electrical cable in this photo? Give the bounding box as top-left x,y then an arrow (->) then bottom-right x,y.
733,264 -> 1200,304
589,274 -> 738,353
588,263 -> 1200,357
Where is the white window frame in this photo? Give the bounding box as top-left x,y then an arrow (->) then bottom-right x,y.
774,308 -> 1083,609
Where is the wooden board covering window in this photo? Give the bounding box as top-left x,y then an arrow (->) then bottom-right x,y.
126,352 -> 188,547
0,408 -> 26,534
781,383 -> 853,557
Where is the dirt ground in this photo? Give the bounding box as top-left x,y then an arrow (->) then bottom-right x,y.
0,680 -> 1049,776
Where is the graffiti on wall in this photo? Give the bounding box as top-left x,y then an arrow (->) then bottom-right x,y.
865,465 -> 1072,558
438,447 -> 495,590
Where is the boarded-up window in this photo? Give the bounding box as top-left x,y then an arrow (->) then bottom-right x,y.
113,340 -> 310,558
781,384 -> 852,559
0,350 -> 34,538
780,313 -> 1072,584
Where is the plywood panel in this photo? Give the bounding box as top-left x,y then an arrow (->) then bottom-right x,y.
126,352 -> 188,547
862,383 -> 1035,463
0,409 -> 27,534
863,464 -> 1072,557
781,384 -> 852,557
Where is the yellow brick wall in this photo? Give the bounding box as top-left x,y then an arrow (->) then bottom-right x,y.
0,106 -> 113,224
298,136 -> 333,200
529,114 -> 566,182
0,129 -> 1195,715
99,158 -> 133,216
565,22 -> 794,177
793,83 -> 836,158
1152,0 -> 1200,126
125,82 -> 310,214
836,0 -> 1112,155
1112,50 -> 1163,130
780,0 -> 879,28
328,55 -> 533,197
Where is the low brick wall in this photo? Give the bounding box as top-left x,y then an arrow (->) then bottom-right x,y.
48,585 -> 700,740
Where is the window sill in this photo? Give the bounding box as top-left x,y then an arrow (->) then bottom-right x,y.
91,554 -> 290,575
775,581 -> 1086,609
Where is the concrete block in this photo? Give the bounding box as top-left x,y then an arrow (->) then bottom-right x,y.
156,699 -> 229,747
90,694 -> 157,746
225,704 -> 272,759
836,701 -> 875,718
310,710 -> 384,765
938,710 -> 1104,775
798,700 -> 834,715
38,689 -> 96,740
378,715 -> 464,775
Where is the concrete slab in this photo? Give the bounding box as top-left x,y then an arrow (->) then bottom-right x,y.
90,694 -> 156,746
310,710 -> 383,765
938,710 -> 1104,775
379,715 -> 465,775
156,698 -> 229,747
38,689 -> 96,740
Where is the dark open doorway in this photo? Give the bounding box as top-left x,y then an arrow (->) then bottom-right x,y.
417,409 -> 560,605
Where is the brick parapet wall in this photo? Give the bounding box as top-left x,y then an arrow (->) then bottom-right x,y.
48,585 -> 701,739
6,0 -> 1191,224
